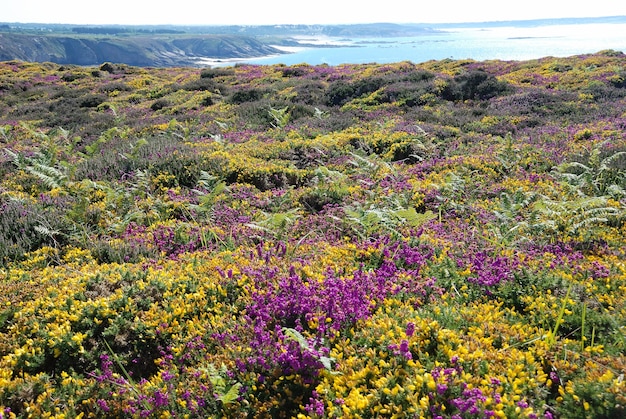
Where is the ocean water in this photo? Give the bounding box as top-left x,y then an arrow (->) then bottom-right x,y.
242,22 -> 626,66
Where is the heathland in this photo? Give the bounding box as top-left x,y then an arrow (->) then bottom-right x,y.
0,51 -> 625,418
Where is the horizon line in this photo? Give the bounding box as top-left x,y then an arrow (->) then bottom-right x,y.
2,15 -> 625,28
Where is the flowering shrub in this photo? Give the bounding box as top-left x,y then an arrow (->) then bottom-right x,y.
1,54 -> 625,418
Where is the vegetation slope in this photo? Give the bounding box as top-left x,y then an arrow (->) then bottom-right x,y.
0,51 -> 625,418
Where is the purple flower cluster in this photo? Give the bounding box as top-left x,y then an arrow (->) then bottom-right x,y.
238,240 -> 437,384
388,339 -> 413,360
465,251 -> 519,288
91,354 -> 132,414
304,391 -> 325,416
428,362 -> 503,418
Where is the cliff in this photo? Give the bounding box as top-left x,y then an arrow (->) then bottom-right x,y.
0,33 -> 283,66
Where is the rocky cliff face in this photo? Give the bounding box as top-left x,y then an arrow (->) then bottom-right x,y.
0,33 -> 282,66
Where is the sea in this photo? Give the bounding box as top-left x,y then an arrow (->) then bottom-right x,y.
237,21 -> 626,66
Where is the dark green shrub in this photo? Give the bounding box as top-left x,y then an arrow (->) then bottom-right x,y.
61,72 -> 86,82
352,76 -> 386,97
99,62 -> 115,73
293,80 -> 326,105
325,80 -> 356,106
200,67 -> 235,78
228,88 -> 265,104
235,100 -> 276,129
325,77 -> 387,107
405,69 -> 436,83
180,77 -> 218,92
457,70 -> 493,99
608,70 -> 626,88
280,66 -> 307,77
200,95 -> 214,106
442,70 -> 510,101
151,99 -> 170,111
237,167 -> 307,191
381,80 -> 436,106
99,82 -> 132,93
583,80 -> 626,101
286,104 -> 316,121
79,94 -> 107,108
549,63 -> 572,73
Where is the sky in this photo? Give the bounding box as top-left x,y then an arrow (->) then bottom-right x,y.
2,0 -> 626,26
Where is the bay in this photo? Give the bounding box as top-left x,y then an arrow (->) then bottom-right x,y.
239,22 -> 626,66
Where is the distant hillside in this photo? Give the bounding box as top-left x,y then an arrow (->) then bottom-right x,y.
0,22 -> 443,67
0,33 -> 283,67
2,17 -> 623,67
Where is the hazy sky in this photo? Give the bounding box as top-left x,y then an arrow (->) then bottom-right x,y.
3,0 -> 626,25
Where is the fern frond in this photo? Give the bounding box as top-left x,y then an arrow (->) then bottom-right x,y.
4,148 -> 23,168
606,184 -> 626,199
34,224 -> 62,240
348,151 -> 379,170
25,163 -> 67,189
555,161 -> 591,174
600,151 -> 626,170
570,217 -> 610,234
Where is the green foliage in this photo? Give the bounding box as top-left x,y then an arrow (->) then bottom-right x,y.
300,166 -> 350,211
491,189 -> 539,245
431,171 -> 467,219
202,363 -> 243,406
150,98 -> 170,111
268,106 -> 290,130
200,67 -> 235,79
228,88 -> 265,104
344,202 -> 435,240
246,208 -> 301,240
555,144 -> 626,199
5,147 -> 68,190
441,69 -> 511,101
189,171 -> 229,220
557,380 -> 626,419
532,195 -> 621,240
546,284 -> 572,349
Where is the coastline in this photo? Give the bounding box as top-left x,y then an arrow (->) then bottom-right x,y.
192,45 -> 303,67
192,35 -> 352,67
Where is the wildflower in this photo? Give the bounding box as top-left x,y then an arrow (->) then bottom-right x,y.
96,399 -> 110,412
405,321 -> 415,337
161,370 -> 175,382
152,390 -> 169,408
305,391 -> 325,416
